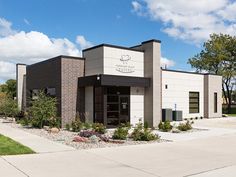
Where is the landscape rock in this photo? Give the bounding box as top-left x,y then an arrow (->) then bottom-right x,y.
50,127 -> 60,133
171,127 -> 181,133
89,135 -> 100,143
73,136 -> 88,143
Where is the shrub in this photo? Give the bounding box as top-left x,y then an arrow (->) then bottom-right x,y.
17,118 -> 30,126
29,91 -> 57,128
79,130 -> 99,138
82,122 -> 92,130
112,124 -> 130,140
92,123 -> 106,134
71,119 -> 83,132
0,97 -> 19,118
158,121 -> 173,132
144,121 -> 149,129
65,123 -> 70,131
48,117 -> 61,128
177,120 -> 193,131
131,121 -> 159,141
79,130 -> 109,142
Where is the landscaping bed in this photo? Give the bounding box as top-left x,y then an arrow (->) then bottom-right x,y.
0,118 -> 169,150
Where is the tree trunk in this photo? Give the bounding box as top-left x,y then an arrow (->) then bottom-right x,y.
226,84 -> 232,114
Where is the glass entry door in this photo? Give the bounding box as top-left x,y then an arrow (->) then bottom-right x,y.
106,87 -> 130,127
119,96 -> 129,124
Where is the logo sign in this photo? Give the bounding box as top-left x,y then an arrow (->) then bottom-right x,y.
115,55 -> 135,73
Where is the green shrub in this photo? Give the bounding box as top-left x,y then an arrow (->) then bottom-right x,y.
17,118 -> 30,126
82,122 -> 92,130
92,123 -> 106,134
112,124 -> 130,140
158,121 -> 173,132
29,91 -> 57,128
48,117 -> 61,128
131,121 -> 159,141
144,121 -> 149,129
0,97 -> 19,118
71,119 -> 83,132
65,123 -> 70,131
177,120 -> 193,131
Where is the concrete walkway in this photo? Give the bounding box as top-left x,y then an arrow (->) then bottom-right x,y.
1,117 -> 236,177
1,132 -> 236,177
0,121 -> 75,153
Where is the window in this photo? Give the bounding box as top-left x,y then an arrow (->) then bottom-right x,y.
189,92 -> 199,113
214,92 -> 217,113
47,88 -> 56,96
165,84 -> 168,89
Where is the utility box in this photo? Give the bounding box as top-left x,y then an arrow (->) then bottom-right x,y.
173,111 -> 183,121
162,109 -> 173,122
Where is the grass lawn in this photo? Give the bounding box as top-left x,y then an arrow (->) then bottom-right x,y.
0,134 -> 35,156
227,114 -> 236,117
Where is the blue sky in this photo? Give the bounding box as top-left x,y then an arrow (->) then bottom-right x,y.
0,0 -> 236,83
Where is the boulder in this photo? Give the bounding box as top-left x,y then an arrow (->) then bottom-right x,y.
73,136 -> 88,143
171,127 -> 181,133
50,127 -> 60,133
89,135 -> 100,143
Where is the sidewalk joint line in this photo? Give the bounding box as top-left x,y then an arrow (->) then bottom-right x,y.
1,156 -> 30,177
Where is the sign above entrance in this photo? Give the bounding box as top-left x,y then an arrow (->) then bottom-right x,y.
116,55 -> 135,73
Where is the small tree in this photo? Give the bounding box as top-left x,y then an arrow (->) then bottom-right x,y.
188,33 -> 236,113
29,91 -> 57,128
0,96 -> 19,118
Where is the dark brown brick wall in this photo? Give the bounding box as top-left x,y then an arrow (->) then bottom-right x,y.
26,57 -> 62,115
26,56 -> 85,127
61,57 -> 85,126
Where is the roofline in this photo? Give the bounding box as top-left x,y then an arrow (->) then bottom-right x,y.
16,63 -> 27,66
162,68 -> 220,76
141,39 -> 161,44
27,55 -> 84,68
83,44 -> 144,53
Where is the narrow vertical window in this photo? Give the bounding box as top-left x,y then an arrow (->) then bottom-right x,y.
214,92 -> 217,113
189,92 -> 199,113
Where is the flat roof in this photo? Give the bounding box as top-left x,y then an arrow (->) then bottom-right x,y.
83,44 -> 144,53
27,55 -> 84,67
162,68 -> 219,76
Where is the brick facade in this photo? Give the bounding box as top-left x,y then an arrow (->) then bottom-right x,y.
26,56 -> 85,127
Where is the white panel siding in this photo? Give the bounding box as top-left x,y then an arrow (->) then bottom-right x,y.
85,86 -> 93,123
162,70 -> 204,119
16,64 -> 26,110
103,47 -> 144,77
130,87 -> 144,126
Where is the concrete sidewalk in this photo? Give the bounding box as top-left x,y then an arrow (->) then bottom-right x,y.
2,133 -> 236,177
156,117 -> 236,142
0,121 -> 75,153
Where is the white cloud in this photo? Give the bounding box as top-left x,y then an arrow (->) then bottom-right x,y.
0,61 -> 15,82
132,0 -> 236,44
132,1 -> 142,12
160,57 -> 175,68
0,17 -> 92,82
0,18 -> 16,37
76,35 -> 93,50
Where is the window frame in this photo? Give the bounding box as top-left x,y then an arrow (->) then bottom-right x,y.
189,91 -> 200,114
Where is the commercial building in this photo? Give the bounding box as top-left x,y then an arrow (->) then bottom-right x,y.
16,39 -> 222,127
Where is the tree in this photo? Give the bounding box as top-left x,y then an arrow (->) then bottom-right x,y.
29,91 -> 57,128
188,34 -> 236,113
0,79 -> 17,99
5,79 -> 17,99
